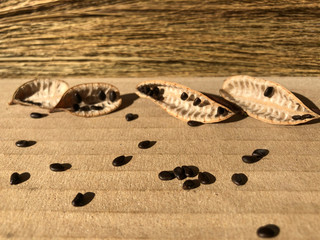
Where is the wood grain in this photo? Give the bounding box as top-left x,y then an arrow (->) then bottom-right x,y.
1,77 -> 320,239
0,1 -> 320,78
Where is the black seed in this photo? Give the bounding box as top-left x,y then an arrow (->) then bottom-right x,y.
217,106 -> 226,115
264,87 -> 274,97
72,193 -> 84,207
182,166 -> 198,177
252,149 -> 269,158
125,113 -> 138,121
158,171 -> 175,181
231,173 -> 248,186
73,104 -> 80,111
180,92 -> 188,100
147,90 -> 154,96
80,106 -> 90,111
242,155 -> 261,164
10,172 -> 20,185
15,140 -> 35,148
143,86 -> 150,94
183,180 -> 200,190
138,140 -> 151,149
198,172 -> 216,184
257,224 -> 280,238
193,97 -> 201,106
74,92 -> 82,103
173,167 -> 187,180
49,163 -> 66,172
292,115 -> 301,120
112,155 -> 126,167
98,90 -> 106,101
301,114 -> 314,120
153,87 -> 160,96
90,105 -> 104,110
30,112 -> 47,119
109,91 -> 117,102
187,121 -> 203,127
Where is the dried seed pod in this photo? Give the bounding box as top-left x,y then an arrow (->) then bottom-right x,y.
10,79 -> 69,109
51,83 -> 121,117
136,80 -> 234,123
220,75 -> 320,125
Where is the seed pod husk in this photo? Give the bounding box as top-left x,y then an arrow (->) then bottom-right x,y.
220,75 -> 320,125
10,79 -> 69,109
136,80 -> 234,123
51,83 -> 122,117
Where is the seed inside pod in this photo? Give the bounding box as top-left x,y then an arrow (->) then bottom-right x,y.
193,97 -> 201,106
217,106 -> 226,116
90,105 -> 104,110
180,92 -> 188,100
173,167 -> 187,180
264,86 -> 274,97
252,149 -> 269,158
231,173 -> 248,185
73,104 -> 80,112
183,180 -> 200,190
109,90 -> 117,102
98,90 -> 106,101
80,106 -> 90,111
153,87 -> 160,97
257,224 -> 280,238
158,171 -> 176,181
136,80 -> 235,123
198,172 -> 216,184
242,155 -> 261,164
301,114 -> 314,120
15,140 -> 36,148
74,92 -> 82,103
187,121 -> 203,127
10,172 -> 20,185
220,75 -> 320,125
30,112 -> 47,119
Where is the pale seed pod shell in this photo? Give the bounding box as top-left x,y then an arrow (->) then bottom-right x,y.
136,80 -> 234,123
51,82 -> 121,117
220,75 -> 320,125
10,79 -> 69,109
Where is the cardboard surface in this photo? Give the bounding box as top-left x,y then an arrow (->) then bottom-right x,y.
0,77 -> 320,239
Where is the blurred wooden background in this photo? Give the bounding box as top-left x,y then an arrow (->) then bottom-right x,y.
0,0 -> 319,78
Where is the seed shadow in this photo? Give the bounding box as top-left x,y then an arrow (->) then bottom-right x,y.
114,93 -> 139,112
200,172 -> 216,184
201,92 -> 247,123
19,172 -> 31,184
62,163 -> 72,170
82,192 -> 95,206
292,92 -> 320,125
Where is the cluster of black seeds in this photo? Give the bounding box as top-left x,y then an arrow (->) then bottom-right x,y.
242,149 -> 269,164
159,166 -> 216,190
138,85 -> 162,99
292,114 -> 314,120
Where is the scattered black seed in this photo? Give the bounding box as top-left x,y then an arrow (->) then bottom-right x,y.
180,92 -> 188,100
98,90 -> 106,101
183,180 -> 200,190
257,224 -> 280,238
125,113 -> 138,121
112,155 -> 126,167
15,140 -> 35,148
264,87 -> 274,97
90,105 -> 104,110
109,90 -> 117,102
242,155 -> 261,164
173,167 -> 187,180
231,173 -> 248,186
73,103 -> 80,111
30,112 -> 47,119
187,121 -> 203,127
158,171 -> 176,181
301,114 -> 314,120
193,97 -> 201,106
182,166 -> 198,178
50,163 -> 66,172
80,106 -> 90,111
138,140 -> 151,149
72,193 -> 84,207
292,115 -> 302,120
252,149 -> 269,158
74,92 -> 82,103
198,172 -> 216,184
10,172 -> 20,185
217,106 -> 226,115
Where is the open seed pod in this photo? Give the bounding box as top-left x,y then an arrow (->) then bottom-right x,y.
220,75 -> 320,125
136,80 -> 234,123
10,79 -> 69,109
51,83 -> 122,117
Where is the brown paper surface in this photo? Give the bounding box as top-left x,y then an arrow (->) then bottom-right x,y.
0,77 -> 320,239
